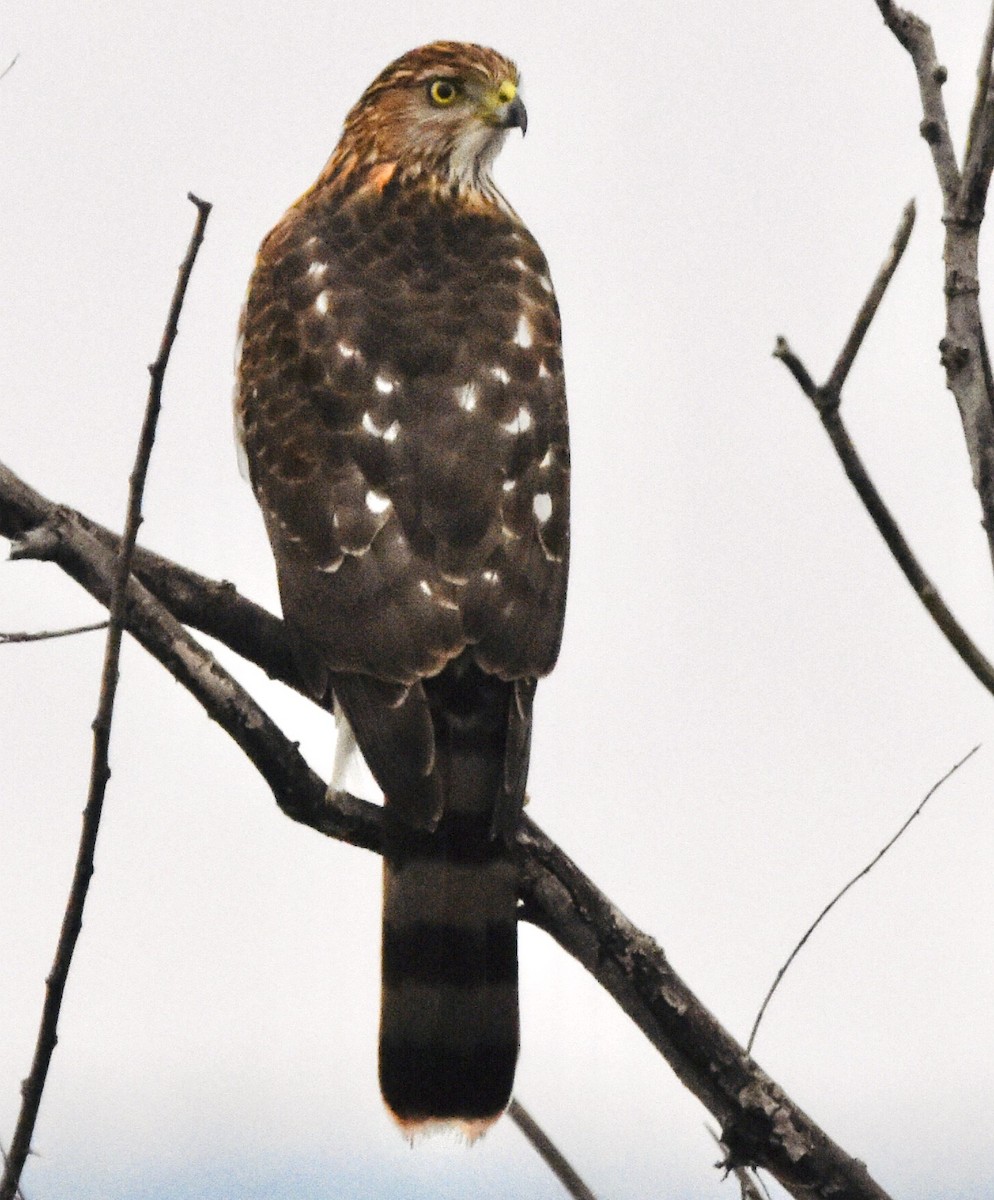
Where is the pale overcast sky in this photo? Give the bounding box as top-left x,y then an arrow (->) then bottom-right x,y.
2,3 -> 993,1198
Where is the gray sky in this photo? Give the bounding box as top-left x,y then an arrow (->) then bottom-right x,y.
2,2 -> 993,1197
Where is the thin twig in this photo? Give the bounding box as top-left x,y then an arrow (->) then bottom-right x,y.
0,194 -> 211,1200
775,202 -> 994,701
961,0 -> 994,223
825,199 -> 916,397
772,339 -> 817,399
0,53 -> 19,84
0,621 -> 108,644
509,1100 -> 597,1200
746,744 -> 980,1053
965,2 -> 994,166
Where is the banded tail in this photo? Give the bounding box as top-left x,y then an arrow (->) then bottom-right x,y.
378,664 -> 521,1135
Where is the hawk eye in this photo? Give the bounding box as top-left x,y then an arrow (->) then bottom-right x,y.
428,79 -> 458,106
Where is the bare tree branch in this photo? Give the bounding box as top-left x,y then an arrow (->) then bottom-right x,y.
779,345 -> 994,693
826,199 -> 916,396
776,204 -> 994,699
0,53 -> 19,84
0,467 -> 895,1200
0,1145 -> 26,1200
873,2 -> 960,201
0,621 -> 108,644
961,1 -> 994,224
875,1 -> 994,581
0,195 -> 212,1200
964,2 -> 994,169
746,744 -> 980,1054
509,1100 -> 598,1200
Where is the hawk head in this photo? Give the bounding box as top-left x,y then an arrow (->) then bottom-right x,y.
332,42 -> 527,195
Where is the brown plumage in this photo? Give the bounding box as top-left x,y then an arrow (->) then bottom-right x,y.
236,41 -> 569,1135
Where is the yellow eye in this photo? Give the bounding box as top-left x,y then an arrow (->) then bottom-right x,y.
429,79 -> 458,106
497,81 -> 517,104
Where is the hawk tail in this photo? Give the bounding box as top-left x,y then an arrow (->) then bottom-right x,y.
378,674 -> 520,1135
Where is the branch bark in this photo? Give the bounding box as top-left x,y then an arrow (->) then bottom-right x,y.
875,0 -> 994,582
0,462 -> 894,1200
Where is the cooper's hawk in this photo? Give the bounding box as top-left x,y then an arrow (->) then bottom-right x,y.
236,41 -> 569,1135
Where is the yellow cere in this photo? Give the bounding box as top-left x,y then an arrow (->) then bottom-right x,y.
497,80 -> 517,104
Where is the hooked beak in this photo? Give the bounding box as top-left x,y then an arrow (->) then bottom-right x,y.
500,94 -> 528,136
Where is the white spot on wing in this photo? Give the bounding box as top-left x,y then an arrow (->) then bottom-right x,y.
419,579 -> 433,597
456,382 -> 478,412
538,361 -> 551,379
538,274 -> 553,293
514,314 -> 533,348
362,411 -> 400,442
490,366 -> 511,385
308,261 -> 329,278
366,490 -> 391,515
482,569 -> 499,584
338,341 -> 359,359
502,406 -> 533,435
502,478 -> 516,492
533,492 -> 553,524
315,290 -> 331,315
374,375 -> 395,395
539,448 -> 554,468
318,555 -> 344,574
512,256 -> 528,271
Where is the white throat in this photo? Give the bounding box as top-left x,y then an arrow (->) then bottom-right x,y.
445,125 -> 509,199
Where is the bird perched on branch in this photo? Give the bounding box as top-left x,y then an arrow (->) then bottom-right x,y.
236,41 -> 570,1137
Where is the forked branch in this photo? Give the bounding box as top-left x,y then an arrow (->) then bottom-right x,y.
775,201 -> 994,699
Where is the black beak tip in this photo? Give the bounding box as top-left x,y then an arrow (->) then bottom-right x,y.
506,95 -> 528,136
